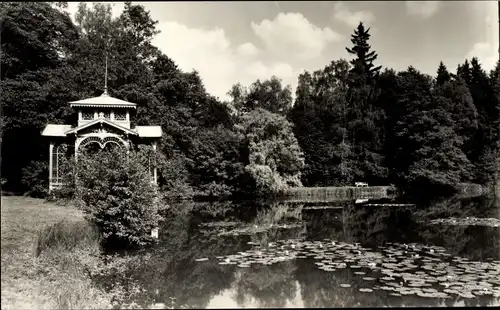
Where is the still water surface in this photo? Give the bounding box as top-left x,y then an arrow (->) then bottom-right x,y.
101,195 -> 500,308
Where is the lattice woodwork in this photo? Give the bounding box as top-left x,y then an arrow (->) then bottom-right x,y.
82,112 -> 94,120
114,112 -> 126,121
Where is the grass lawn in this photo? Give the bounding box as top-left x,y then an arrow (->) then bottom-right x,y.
0,196 -> 92,309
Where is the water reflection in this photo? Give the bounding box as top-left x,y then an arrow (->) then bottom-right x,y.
98,195 -> 500,308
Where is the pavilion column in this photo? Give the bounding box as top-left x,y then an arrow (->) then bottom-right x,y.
152,142 -> 157,185
74,138 -> 79,162
49,142 -> 54,192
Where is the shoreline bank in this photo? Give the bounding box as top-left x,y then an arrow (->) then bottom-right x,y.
0,196 -> 113,309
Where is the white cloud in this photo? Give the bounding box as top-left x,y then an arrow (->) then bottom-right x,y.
466,2 -> 499,72
65,3 -> 306,101
153,22 -> 299,101
467,42 -> 497,72
250,12 -> 343,60
153,22 -> 237,99
244,62 -> 295,80
237,42 -> 260,57
405,1 -> 441,19
332,2 -> 375,28
271,63 -> 294,79
245,61 -> 269,78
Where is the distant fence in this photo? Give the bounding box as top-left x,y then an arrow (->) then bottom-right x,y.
282,186 -> 391,203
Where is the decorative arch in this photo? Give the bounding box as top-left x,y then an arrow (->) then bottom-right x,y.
103,136 -> 126,149
79,136 -> 101,150
77,135 -> 128,153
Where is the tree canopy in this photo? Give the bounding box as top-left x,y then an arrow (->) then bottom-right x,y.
2,5 -> 499,198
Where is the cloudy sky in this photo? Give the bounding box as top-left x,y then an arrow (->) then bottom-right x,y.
66,1 -> 499,101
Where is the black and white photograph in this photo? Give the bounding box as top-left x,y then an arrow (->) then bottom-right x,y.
1,1 -> 499,308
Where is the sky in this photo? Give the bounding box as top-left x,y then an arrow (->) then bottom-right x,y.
66,1 -> 499,101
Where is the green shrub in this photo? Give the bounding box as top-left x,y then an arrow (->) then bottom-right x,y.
157,152 -> 195,200
235,108 -> 305,197
21,160 -> 49,198
35,219 -> 101,257
74,147 -> 162,247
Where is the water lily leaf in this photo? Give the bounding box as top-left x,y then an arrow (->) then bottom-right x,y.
422,288 -> 438,293
399,290 -> 416,295
193,256 -> 210,263
359,288 -> 373,293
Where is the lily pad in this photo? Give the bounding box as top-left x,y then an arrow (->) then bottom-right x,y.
422,288 -> 438,293
195,258 -> 209,262
359,288 -> 373,293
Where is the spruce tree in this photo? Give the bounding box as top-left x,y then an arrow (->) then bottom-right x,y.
436,61 -> 451,86
345,22 -> 382,85
344,22 -> 387,184
456,59 -> 472,85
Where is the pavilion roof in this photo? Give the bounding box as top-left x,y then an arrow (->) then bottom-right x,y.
41,124 -> 72,137
69,91 -> 137,109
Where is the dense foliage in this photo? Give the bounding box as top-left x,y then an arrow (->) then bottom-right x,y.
73,147 -> 161,246
2,3 -> 499,198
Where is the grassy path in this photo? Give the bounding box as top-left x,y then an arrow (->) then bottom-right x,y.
1,196 -> 86,309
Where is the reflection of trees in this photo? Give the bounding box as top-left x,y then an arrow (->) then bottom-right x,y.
417,223 -> 500,261
98,197 -> 500,308
302,205 -> 346,240
248,202 -> 305,244
101,209 -> 244,308
295,257 -> 472,307
416,196 -> 500,260
232,261 -> 298,308
414,195 -> 499,220
295,259 -> 394,307
253,202 -> 303,225
342,204 -> 418,246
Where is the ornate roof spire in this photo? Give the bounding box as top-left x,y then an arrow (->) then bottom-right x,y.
102,53 -> 109,96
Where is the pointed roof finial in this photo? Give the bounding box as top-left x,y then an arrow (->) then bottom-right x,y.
103,53 -> 109,96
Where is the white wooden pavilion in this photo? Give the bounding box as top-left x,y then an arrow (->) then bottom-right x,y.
41,88 -> 162,192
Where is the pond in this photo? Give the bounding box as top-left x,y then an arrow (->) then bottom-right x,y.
99,195 -> 500,308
